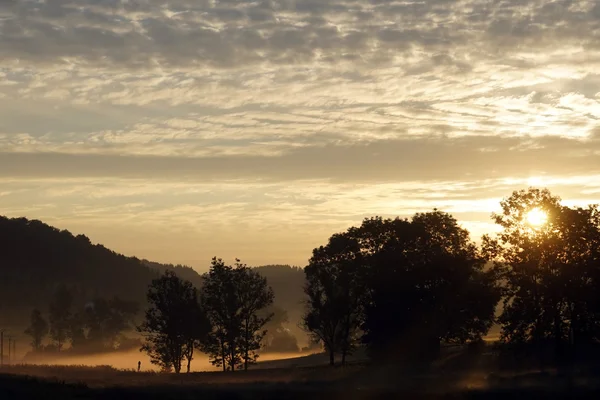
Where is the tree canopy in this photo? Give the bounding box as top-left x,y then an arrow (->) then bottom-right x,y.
200,258 -> 274,371
138,271 -> 210,373
484,188 -> 600,360
11,187 -> 600,370
303,210 -> 500,364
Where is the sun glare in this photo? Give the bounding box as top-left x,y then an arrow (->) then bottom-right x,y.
526,208 -> 548,228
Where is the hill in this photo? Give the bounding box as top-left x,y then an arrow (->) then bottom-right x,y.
0,216 -> 163,327
142,260 -> 204,288
0,216 -> 307,339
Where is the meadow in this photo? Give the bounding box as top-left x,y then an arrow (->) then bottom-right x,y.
3,346 -> 600,399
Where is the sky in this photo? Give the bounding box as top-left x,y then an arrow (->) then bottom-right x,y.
1,0 -> 600,270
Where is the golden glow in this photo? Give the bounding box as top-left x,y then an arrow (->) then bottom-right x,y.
526,208 -> 548,228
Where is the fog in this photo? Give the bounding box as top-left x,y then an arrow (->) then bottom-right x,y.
20,350 -> 309,372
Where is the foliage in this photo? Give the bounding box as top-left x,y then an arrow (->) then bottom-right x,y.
237,261 -> 275,370
0,216 -> 172,326
24,309 -> 48,351
24,292 -> 139,354
48,285 -> 73,352
303,210 -> 500,364
201,257 -> 274,371
138,271 -> 210,374
484,188 -> 600,358
75,297 -> 139,352
303,233 -> 364,365
143,260 -> 205,288
357,212 -> 500,361
0,215 -> 305,349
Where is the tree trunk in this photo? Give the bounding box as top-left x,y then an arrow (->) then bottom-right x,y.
329,349 -> 335,366
569,302 -> 577,353
187,346 -> 193,373
554,304 -> 563,362
230,345 -> 236,372
244,320 -> 249,371
341,313 -> 352,367
221,340 -> 226,372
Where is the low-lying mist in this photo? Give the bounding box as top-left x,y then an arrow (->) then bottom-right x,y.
20,350 -> 309,372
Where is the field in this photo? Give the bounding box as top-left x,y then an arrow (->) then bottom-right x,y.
3,348 -> 600,399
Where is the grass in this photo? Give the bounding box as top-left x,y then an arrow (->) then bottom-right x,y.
3,348 -> 600,399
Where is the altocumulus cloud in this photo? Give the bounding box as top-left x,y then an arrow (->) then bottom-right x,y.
1,0 -> 600,266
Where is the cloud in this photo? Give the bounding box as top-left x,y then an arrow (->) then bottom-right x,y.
2,0 -> 600,265
0,0 -> 596,70
2,134 -> 600,183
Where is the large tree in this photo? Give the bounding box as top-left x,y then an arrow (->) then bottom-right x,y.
309,211 -> 500,363
484,188 -> 600,357
200,258 -> 239,371
183,300 -> 211,373
303,233 -> 364,365
236,260 -> 275,370
361,212 -> 499,361
24,309 -> 48,351
201,258 -> 274,371
138,271 -> 209,373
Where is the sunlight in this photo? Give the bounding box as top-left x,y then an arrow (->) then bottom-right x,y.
527,176 -> 544,187
526,208 -> 548,228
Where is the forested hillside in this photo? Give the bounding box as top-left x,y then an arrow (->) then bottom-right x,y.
0,216 -> 307,335
142,260 -> 204,289
0,217 -> 161,327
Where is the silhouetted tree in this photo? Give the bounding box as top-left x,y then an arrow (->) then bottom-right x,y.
24,309 -> 48,351
138,271 -> 208,374
303,233 -> 364,365
200,258 -> 238,371
360,212 -> 499,361
83,298 -> 139,351
315,211 -> 500,363
201,258 -> 274,371
48,285 -> 73,352
484,188 -> 600,360
183,301 -> 211,373
68,312 -> 87,350
237,260 -> 274,370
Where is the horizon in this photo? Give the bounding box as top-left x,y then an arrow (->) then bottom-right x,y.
0,187 -> 596,270
2,1 -> 600,268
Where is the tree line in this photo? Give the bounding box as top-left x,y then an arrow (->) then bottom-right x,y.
24,286 -> 139,354
302,188 -> 600,365
138,258 -> 274,373
24,258 -> 275,373
24,187 -> 600,371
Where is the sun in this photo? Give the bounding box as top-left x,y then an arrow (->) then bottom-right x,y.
526,208 -> 548,228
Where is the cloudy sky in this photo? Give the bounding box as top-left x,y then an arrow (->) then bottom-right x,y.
1,0 -> 600,269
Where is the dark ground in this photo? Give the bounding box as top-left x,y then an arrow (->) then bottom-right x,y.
2,348 -> 600,399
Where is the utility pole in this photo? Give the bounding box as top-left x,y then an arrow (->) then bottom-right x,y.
13,339 -> 16,364
7,336 -> 11,365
